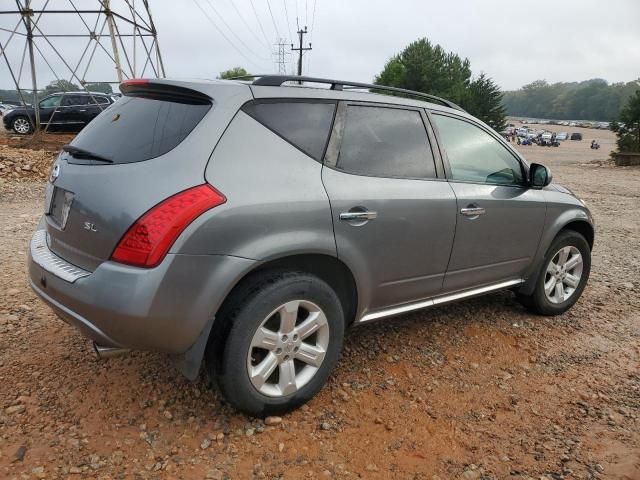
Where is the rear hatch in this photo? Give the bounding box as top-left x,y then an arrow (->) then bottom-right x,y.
43,80 -> 232,271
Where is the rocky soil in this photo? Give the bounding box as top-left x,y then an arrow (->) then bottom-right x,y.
0,128 -> 638,479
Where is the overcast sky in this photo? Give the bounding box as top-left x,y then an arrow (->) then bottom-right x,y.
1,0 -> 639,91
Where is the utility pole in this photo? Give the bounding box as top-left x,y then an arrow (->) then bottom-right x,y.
291,26 -> 311,81
23,0 -> 40,130
104,0 -> 124,82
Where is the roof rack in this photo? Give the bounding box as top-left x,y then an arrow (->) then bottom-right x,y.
232,74 -> 465,112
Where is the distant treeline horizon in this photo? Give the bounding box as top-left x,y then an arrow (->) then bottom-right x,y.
502,78 -> 639,122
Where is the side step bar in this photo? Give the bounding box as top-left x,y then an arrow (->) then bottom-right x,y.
357,279 -> 523,324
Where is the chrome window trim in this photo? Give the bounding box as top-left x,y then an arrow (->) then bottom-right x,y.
357,278 -> 523,323
30,230 -> 90,283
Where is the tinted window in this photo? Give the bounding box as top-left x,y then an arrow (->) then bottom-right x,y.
87,95 -> 110,105
243,101 -> 335,161
433,114 -> 524,185
336,105 -> 436,178
39,96 -> 61,108
69,95 -> 211,164
62,95 -> 88,106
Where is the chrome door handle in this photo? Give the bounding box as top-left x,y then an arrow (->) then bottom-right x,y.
339,211 -> 378,221
460,207 -> 486,216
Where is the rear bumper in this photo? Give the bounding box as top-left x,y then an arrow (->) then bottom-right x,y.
28,229 -> 256,353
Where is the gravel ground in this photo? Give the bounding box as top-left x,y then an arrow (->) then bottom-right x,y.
0,127 -> 638,479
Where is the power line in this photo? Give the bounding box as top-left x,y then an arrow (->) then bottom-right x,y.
192,0 -> 268,71
227,0 -> 271,50
305,0 -> 316,74
201,0 -> 269,62
265,0 -> 281,39
282,0 -> 293,42
248,0 -> 272,49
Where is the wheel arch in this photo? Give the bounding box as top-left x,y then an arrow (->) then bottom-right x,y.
193,253 -> 359,381
560,220 -> 594,250
519,212 -> 594,296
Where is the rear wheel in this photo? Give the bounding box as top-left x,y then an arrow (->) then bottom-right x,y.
211,272 -> 345,416
12,116 -> 32,135
518,230 -> 591,315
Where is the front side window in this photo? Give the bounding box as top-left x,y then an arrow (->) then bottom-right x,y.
336,105 -> 437,179
39,96 -> 62,108
432,114 -> 524,186
242,101 -> 336,161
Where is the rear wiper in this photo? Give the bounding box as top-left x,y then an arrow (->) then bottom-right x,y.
62,144 -> 113,163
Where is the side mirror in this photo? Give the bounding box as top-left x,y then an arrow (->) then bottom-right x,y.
529,163 -> 552,189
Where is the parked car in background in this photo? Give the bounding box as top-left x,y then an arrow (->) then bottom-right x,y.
570,133 -> 583,141
28,75 -> 594,415
556,132 -> 569,141
2,91 -> 115,135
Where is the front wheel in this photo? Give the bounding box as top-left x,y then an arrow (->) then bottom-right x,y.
12,116 -> 33,135
211,272 -> 345,416
518,230 -> 591,315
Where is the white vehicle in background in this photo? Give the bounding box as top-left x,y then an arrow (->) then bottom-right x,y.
556,132 -> 569,141
0,103 -> 15,116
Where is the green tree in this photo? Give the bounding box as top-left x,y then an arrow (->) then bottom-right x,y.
463,73 -> 507,132
85,82 -> 113,94
218,67 -> 249,80
503,79 -> 639,121
44,79 -> 80,93
374,38 -> 505,130
611,90 -> 640,152
375,39 -> 471,105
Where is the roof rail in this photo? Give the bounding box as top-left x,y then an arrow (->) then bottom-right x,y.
233,74 -> 465,112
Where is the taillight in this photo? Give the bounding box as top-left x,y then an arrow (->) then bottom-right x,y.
111,184 -> 226,268
121,78 -> 149,87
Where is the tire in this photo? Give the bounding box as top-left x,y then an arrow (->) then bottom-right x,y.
12,116 -> 33,135
210,271 -> 345,416
517,230 -> 591,315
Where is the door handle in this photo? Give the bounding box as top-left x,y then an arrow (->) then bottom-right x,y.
339,211 -> 377,221
460,206 -> 486,216
78,109 -> 87,112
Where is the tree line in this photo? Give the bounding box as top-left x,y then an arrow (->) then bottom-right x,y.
0,80 -> 113,104
503,79 -> 640,121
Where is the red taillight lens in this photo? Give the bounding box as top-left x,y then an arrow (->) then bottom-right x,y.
111,184 -> 226,268
121,78 -> 149,87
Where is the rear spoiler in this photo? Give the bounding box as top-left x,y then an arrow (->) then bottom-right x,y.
119,79 -> 211,105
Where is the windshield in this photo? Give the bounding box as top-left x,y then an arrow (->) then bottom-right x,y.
70,95 -> 211,164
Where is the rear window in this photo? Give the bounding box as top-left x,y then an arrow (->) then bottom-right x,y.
70,95 -> 211,164
242,101 -> 335,161
336,105 -> 437,179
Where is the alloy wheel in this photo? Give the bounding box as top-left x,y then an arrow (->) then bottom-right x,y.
247,300 -> 330,397
544,246 -> 583,304
13,118 -> 31,134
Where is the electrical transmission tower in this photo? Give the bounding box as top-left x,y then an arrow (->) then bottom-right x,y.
273,38 -> 291,75
0,0 -> 165,130
291,26 -> 311,78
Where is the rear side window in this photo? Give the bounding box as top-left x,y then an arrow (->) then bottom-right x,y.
242,101 -> 335,161
70,95 -> 211,164
336,105 -> 437,179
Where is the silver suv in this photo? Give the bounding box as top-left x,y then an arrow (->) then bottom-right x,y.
28,76 -> 594,415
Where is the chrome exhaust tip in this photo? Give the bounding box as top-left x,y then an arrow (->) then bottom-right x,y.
93,342 -> 129,359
